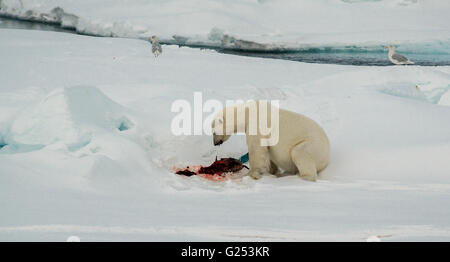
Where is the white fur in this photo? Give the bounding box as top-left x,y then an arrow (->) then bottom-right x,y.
212,101 -> 330,181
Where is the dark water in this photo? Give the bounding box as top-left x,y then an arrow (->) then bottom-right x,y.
219,43 -> 450,66
221,49 -> 450,66
1,16 -> 449,66
0,16 -> 74,33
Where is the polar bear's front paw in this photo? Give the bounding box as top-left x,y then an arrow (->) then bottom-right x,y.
248,170 -> 263,180
299,173 -> 317,182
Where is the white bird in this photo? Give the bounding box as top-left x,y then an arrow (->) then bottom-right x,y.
385,45 -> 414,65
150,35 -> 162,57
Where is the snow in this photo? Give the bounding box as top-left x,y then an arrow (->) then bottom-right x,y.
1,0 -> 450,50
366,235 -> 381,242
439,90 -> 450,106
5,86 -> 134,149
1,28 -> 450,241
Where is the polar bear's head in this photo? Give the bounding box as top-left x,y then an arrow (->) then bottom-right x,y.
211,101 -> 280,147
211,112 -> 231,146
211,104 -> 248,146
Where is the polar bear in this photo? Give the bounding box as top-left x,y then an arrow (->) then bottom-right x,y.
211,101 -> 330,181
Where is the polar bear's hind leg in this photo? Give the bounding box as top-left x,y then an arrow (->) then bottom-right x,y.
290,142 -> 317,182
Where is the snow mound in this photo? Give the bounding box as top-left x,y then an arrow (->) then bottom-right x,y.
378,83 -> 450,105
3,86 -> 134,151
371,68 -> 450,105
439,90 -> 450,106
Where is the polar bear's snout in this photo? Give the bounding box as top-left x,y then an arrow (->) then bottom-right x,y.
213,133 -> 230,146
213,135 -> 223,146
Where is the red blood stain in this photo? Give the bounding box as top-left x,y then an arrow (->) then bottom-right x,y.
175,157 -> 248,179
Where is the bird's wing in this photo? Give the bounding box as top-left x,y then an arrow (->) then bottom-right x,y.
153,44 -> 162,53
392,53 -> 409,62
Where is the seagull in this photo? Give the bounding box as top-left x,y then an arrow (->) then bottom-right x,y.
385,45 -> 414,65
149,35 -> 162,57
